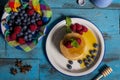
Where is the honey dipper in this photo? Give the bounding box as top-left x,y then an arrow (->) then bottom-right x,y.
93,65 -> 113,80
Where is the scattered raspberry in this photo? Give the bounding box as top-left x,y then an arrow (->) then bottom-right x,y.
18,38 -> 26,44
14,26 -> 21,34
70,24 -> 76,32
37,20 -> 43,26
27,9 -> 34,16
76,38 -> 81,44
29,24 -> 37,32
75,23 -> 83,31
11,33 -> 17,40
64,41 -> 73,48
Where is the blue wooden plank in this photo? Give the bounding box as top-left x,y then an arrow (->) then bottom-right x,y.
47,0 -> 120,9
0,59 -> 40,80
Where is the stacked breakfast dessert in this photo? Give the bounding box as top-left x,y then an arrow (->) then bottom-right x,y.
60,17 -> 99,68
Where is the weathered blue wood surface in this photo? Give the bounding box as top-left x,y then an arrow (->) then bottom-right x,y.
0,0 -> 120,80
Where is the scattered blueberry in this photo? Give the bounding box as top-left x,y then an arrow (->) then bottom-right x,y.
77,59 -> 82,64
89,50 -> 95,54
85,62 -> 90,68
93,43 -> 99,48
68,60 -> 73,64
66,64 -> 72,69
91,55 -> 96,60
83,58 -> 88,63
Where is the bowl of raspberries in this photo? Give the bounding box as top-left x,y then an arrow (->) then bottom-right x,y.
1,0 -> 52,52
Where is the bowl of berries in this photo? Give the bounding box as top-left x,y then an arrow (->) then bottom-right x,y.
1,0 -> 52,52
46,17 -> 104,76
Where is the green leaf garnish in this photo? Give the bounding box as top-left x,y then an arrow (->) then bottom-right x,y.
70,38 -> 79,48
65,17 -> 72,33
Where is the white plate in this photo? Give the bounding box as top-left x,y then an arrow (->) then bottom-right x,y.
46,18 -> 104,76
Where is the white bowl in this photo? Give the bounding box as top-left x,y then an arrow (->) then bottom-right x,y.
46,18 -> 105,76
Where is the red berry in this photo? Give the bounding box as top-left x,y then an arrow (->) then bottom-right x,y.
70,24 -> 76,32
77,30 -> 83,35
29,24 -> 37,32
75,23 -> 83,31
76,38 -> 81,44
27,9 -> 34,16
82,26 -> 88,32
14,26 -> 21,34
37,20 -> 43,26
64,41 -> 73,48
18,38 -> 26,44
11,33 -> 17,40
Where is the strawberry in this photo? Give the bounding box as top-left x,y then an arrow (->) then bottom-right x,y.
37,20 -> 43,26
82,26 -> 88,32
11,33 -> 17,40
27,9 -> 34,16
14,26 -> 21,34
64,41 -> 73,48
75,23 -> 83,31
76,38 -> 81,44
29,24 -> 37,32
70,24 -> 76,32
18,37 -> 26,44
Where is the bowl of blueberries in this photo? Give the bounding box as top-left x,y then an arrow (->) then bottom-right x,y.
1,0 -> 52,52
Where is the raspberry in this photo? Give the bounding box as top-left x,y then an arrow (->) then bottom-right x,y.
14,26 -> 21,34
37,20 -> 43,26
11,33 -> 17,40
27,9 -> 34,16
76,38 -> 81,44
64,41 -> 73,48
70,24 -> 76,32
29,24 -> 37,32
77,30 -> 83,35
18,38 -> 26,44
82,26 -> 88,32
75,23 -> 83,31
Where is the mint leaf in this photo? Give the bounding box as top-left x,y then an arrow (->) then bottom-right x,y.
71,38 -> 79,48
65,17 -> 72,33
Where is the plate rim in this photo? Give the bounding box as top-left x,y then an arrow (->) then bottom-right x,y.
46,17 -> 105,76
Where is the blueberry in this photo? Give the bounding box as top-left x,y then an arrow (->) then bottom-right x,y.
11,15 -> 15,19
93,49 -> 97,53
28,34 -> 32,38
24,36 -> 28,40
28,38 -> 32,41
23,26 -> 27,30
21,17 -> 24,20
14,12 -> 18,16
9,27 -> 13,31
32,32 -> 35,35
36,14 -> 40,17
85,62 -> 90,68
19,32 -> 23,36
66,64 -> 72,69
91,55 -> 96,60
93,43 -> 99,48
23,20 -> 27,23
68,60 -> 73,64
31,20 -> 35,23
77,59 -> 82,64
86,55 -> 91,59
28,6 -> 32,9
22,10 -> 25,14
83,58 -> 88,63
17,19 -> 21,22
88,58 -> 92,63
8,23 -> 12,26
28,29 -> 31,33
89,50 -> 94,54
15,21 -> 19,24
25,32 -> 29,35
24,13 -> 28,17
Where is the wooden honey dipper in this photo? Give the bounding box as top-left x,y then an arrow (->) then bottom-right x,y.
93,65 -> 113,80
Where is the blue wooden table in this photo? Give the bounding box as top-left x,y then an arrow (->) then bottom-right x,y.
0,0 -> 120,80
